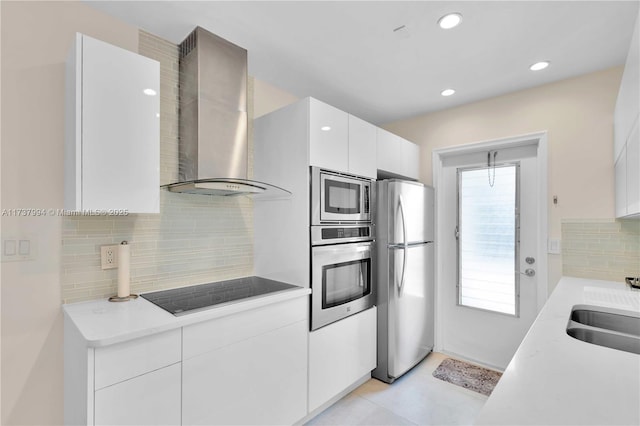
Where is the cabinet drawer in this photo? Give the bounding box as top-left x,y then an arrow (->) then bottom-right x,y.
95,363 -> 181,426
94,328 -> 181,390
183,296 -> 307,360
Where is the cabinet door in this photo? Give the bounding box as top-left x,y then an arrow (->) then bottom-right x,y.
309,98 -> 349,172
80,34 -> 160,213
614,13 -> 639,161
308,307 -> 377,412
94,328 -> 181,390
348,115 -> 377,179
94,363 -> 181,426
182,321 -> 308,425
402,138 -> 420,180
615,145 -> 628,218
377,128 -> 420,180
377,128 -> 402,176
626,120 -> 640,216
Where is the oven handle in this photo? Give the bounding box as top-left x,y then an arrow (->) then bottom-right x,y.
311,240 -> 373,255
398,195 -> 408,293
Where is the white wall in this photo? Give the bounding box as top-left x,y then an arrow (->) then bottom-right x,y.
383,67 -> 624,291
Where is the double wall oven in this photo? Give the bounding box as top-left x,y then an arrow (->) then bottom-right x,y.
310,167 -> 375,331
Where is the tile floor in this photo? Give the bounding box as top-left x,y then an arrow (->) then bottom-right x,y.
306,352 -> 488,426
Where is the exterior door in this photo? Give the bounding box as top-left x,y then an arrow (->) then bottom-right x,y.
438,142 -> 542,369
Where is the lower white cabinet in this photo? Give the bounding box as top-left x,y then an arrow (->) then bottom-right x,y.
64,324 -> 182,426
308,307 -> 377,412
94,363 -> 181,426
65,295 -> 310,426
182,297 -> 309,425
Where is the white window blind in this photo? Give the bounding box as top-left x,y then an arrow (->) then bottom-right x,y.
458,165 -> 518,315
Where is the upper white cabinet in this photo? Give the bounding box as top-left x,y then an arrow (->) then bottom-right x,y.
308,98 -> 377,179
614,12 -> 640,218
65,33 -> 160,213
377,127 -> 420,180
309,99 -> 349,172
627,122 -> 640,215
348,115 -> 378,179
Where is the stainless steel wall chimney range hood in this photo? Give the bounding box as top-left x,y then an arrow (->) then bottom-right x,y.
163,27 -> 289,197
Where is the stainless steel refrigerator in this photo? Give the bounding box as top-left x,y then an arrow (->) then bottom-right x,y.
372,179 -> 435,383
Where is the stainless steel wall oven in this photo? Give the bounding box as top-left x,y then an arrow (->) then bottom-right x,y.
310,225 -> 375,330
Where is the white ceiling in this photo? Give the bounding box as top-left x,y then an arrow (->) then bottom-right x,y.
85,1 -> 639,125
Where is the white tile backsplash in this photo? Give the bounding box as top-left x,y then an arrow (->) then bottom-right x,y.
561,219 -> 640,282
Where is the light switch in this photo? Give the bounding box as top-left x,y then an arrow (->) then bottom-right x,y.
548,239 -> 561,255
18,240 -> 30,256
4,240 -> 16,256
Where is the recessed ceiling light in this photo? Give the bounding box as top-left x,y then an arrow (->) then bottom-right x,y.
441,89 -> 456,97
321,126 -> 331,131
529,61 -> 550,71
143,88 -> 157,96
438,13 -> 462,29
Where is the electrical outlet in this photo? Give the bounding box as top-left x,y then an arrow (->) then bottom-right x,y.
101,245 -> 118,269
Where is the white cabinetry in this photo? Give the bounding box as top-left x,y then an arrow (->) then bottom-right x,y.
182,297 -> 308,425
64,323 -> 181,426
615,146 -> 628,217
348,115 -> 378,178
308,98 -> 377,179
377,127 -> 420,180
309,99 -> 349,172
65,33 -> 160,213
614,12 -> 640,218
627,122 -> 640,215
94,364 -> 181,426
308,307 -> 377,412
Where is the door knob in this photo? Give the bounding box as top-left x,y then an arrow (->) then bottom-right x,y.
521,268 -> 536,277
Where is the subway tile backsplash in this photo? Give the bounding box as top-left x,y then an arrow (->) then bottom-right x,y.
562,219 -> 640,283
61,31 -> 254,303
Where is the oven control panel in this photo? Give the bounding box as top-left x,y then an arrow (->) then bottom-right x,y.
311,225 -> 373,246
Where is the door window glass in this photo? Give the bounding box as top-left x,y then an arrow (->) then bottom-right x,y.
457,165 -> 519,315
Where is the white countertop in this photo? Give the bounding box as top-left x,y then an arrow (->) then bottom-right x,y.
63,285 -> 311,348
476,277 -> 640,425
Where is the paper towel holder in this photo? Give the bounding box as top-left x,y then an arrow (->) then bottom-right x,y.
108,241 -> 139,302
108,294 -> 138,302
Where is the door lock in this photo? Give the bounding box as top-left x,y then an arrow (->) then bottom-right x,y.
525,257 -> 535,264
521,268 -> 536,277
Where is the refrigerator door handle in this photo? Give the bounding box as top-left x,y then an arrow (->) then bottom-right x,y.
399,194 -> 408,248
398,248 -> 407,293
398,195 -> 408,292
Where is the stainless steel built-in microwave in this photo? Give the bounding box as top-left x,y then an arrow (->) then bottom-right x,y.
311,167 -> 372,225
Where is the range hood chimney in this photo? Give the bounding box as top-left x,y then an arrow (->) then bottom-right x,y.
164,27 -> 289,197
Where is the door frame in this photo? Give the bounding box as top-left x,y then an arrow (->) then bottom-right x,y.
432,131 -> 548,352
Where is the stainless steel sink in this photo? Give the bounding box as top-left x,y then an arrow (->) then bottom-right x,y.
571,306 -> 640,336
567,305 -> 640,355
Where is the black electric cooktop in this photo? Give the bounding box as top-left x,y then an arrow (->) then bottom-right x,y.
141,276 -> 300,316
